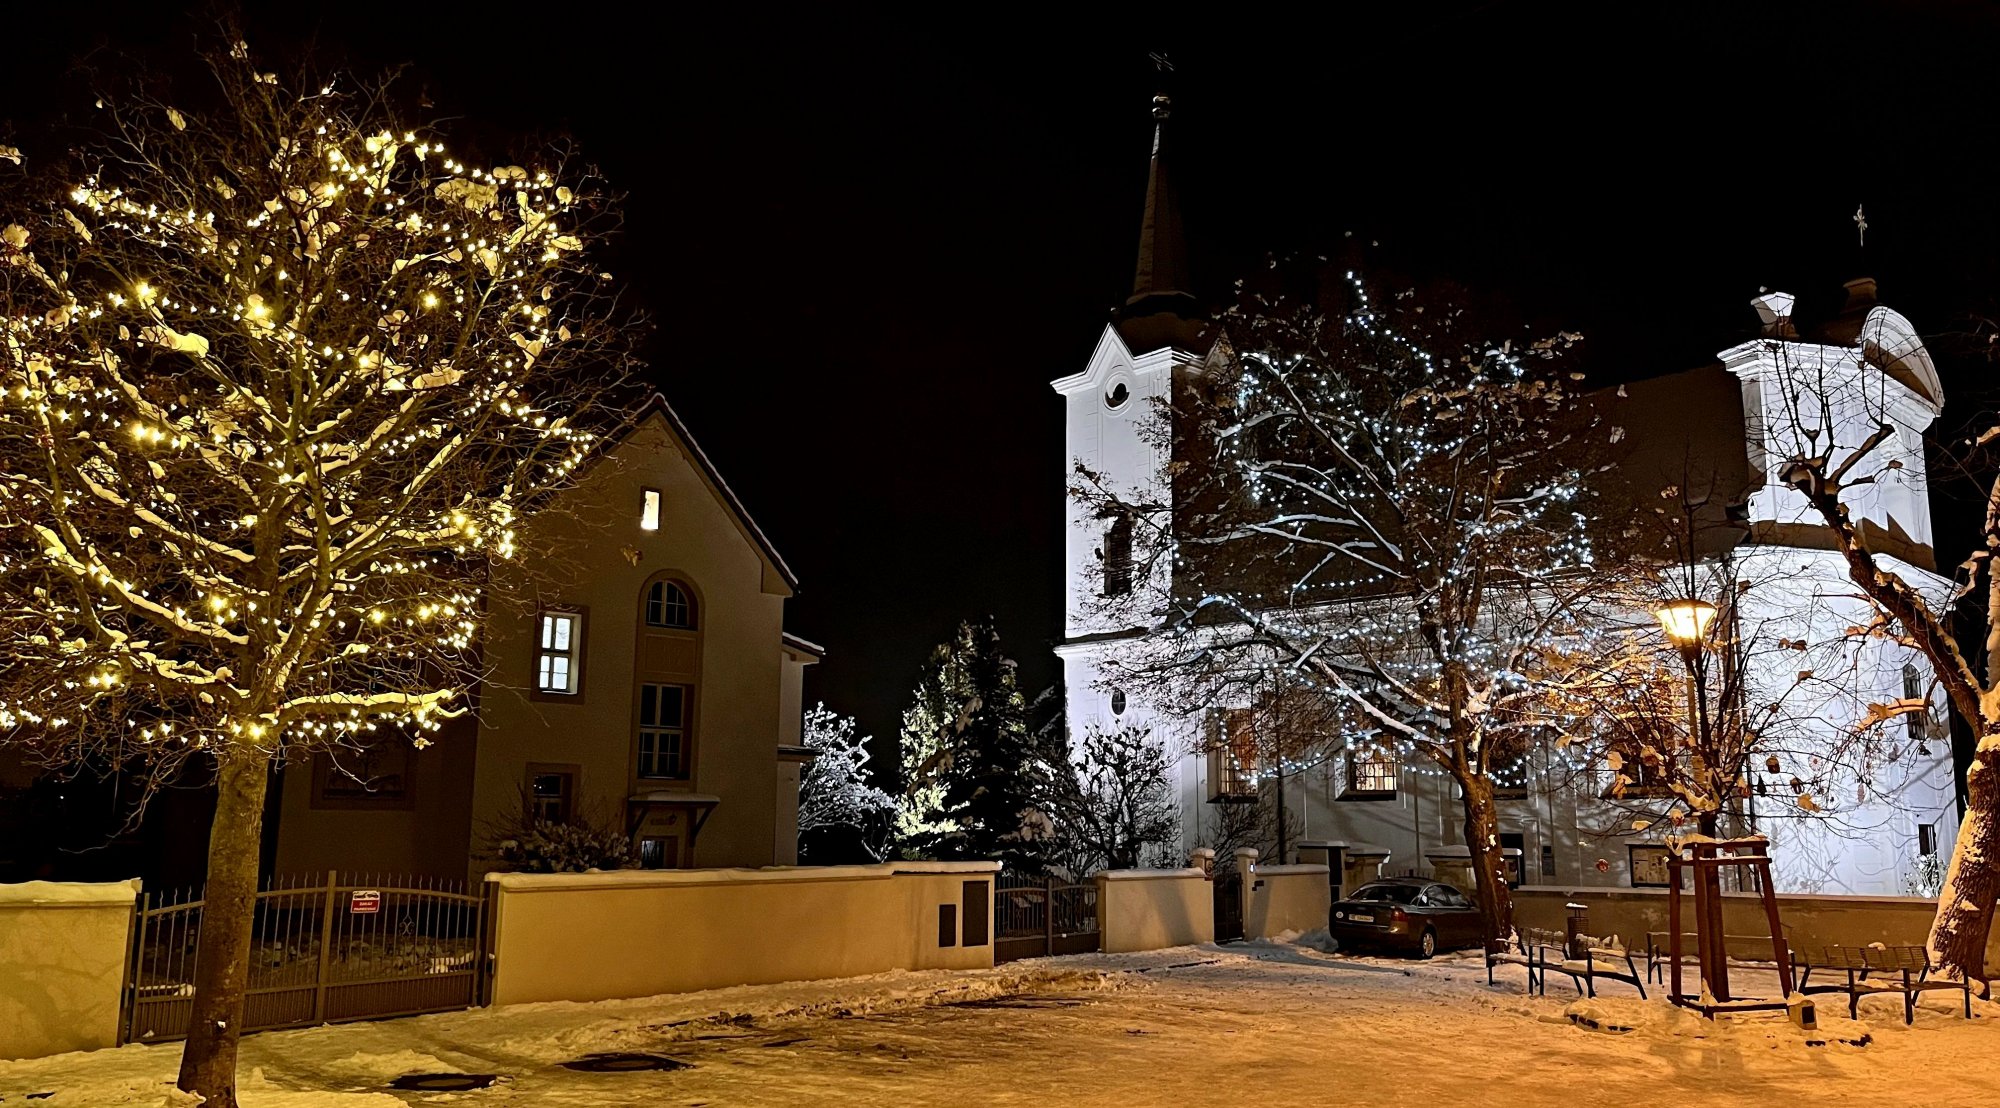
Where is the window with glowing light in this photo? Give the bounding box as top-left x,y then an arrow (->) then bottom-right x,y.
638,682 -> 692,779
1207,708 -> 1258,802
1343,748 -> 1398,799
641,488 -> 662,532
535,611 -> 583,695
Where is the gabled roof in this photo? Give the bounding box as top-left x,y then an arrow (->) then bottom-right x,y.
603,393 -> 800,595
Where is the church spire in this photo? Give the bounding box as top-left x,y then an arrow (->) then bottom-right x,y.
1116,57 -> 1205,355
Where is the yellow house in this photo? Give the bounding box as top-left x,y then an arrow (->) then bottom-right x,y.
271,396 -> 817,880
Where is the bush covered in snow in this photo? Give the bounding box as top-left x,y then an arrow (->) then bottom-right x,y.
485,803 -> 633,873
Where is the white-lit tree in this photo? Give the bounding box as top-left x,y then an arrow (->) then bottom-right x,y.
1076,271 -> 1610,945
0,37 -> 632,1106
798,703 -> 896,862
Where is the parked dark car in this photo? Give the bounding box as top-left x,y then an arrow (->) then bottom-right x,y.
1329,878 -> 1483,958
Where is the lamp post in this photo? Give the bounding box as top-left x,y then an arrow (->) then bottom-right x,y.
1654,597 -> 1728,1000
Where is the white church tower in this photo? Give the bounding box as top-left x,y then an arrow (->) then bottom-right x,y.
1050,82 -> 1211,850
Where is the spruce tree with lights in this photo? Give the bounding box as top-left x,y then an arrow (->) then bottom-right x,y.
0,36 -> 634,1106
895,617 -> 1046,869
1076,269 -> 1612,945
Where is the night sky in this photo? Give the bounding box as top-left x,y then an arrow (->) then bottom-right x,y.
6,2 -> 1999,755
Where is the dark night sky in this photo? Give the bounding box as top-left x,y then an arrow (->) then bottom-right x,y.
7,2 -> 2000,754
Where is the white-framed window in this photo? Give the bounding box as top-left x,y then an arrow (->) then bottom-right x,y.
641,487 -> 662,531
638,682 -> 692,778
1919,822 -> 1939,858
535,610 -> 583,695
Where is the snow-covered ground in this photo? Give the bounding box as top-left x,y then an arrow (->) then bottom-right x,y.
6,937 -> 1998,1106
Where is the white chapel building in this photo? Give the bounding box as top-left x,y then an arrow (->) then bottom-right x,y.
1052,93 -> 1960,896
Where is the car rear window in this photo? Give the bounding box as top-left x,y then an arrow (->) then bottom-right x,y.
1349,884 -> 1421,904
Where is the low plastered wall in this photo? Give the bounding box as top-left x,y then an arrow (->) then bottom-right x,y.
1244,863 -> 1331,940
1096,868 -> 1214,953
0,880 -> 139,1061
485,862 -> 998,1006
1514,885 -> 2000,973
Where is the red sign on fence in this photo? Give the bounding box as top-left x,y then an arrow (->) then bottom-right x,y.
349,890 -> 381,914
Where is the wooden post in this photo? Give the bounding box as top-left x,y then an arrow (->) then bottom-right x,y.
1668,855 -> 1684,1005
1044,877 -> 1055,956
312,870 -> 338,1023
1703,850 -> 1731,1001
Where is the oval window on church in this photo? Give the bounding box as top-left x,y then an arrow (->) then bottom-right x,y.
1111,689 -> 1127,715
1105,382 -> 1130,410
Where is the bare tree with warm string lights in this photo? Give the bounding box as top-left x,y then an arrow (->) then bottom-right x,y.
1074,270 -> 1617,947
0,33 -> 635,1106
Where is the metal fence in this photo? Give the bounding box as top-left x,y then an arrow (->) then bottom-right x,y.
994,873 -> 1100,962
125,872 -> 486,1044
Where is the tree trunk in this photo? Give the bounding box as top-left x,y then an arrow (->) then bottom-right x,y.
176,751 -> 273,1108
1930,744 -> 2000,987
1458,773 -> 1514,949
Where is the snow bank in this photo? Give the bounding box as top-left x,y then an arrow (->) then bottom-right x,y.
1248,863 -> 1330,876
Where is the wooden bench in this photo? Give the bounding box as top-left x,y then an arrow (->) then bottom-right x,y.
1644,928 -> 1793,985
1520,926 -> 1646,999
1794,945 -> 1974,1024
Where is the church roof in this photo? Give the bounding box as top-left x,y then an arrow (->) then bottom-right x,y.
1114,87 -> 1209,356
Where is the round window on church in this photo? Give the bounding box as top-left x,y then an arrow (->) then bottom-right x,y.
1105,382 -> 1130,410
1110,689 -> 1127,715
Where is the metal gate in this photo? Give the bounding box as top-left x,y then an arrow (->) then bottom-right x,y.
124,872 -> 486,1044
1213,872 -> 1244,942
995,873 -> 1101,962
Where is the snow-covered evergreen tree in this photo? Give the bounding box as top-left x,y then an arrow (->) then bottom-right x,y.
0,35 -> 632,1106
895,617 -> 1046,869
798,703 -> 895,862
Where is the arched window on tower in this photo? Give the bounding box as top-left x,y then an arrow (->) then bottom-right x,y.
645,579 -> 696,629
1103,514 -> 1134,597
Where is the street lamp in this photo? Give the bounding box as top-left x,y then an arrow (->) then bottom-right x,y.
1653,595 -> 1731,1000
1654,598 -> 1718,662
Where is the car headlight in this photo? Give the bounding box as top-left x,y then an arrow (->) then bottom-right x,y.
1334,911 -> 1345,920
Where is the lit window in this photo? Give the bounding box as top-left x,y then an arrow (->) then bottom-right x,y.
535,611 -> 582,695
1207,708 -> 1257,802
645,580 -> 695,629
1345,748 -> 1398,798
641,488 -> 661,531
638,682 -> 692,778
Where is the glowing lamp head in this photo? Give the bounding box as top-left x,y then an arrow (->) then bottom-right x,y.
1654,598 -> 1718,654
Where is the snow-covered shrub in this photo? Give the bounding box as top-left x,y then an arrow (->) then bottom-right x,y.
484,802 -> 633,873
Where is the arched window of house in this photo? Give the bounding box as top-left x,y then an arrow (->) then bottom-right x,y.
645,579 -> 696,629
636,576 -> 701,787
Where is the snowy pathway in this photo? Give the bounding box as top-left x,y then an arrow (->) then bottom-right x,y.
5,939 -> 1998,1106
